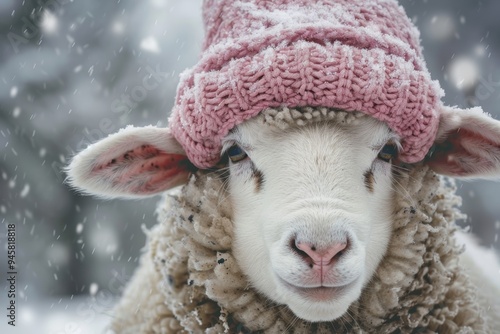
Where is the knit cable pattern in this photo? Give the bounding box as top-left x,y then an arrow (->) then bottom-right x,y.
168,0 -> 444,168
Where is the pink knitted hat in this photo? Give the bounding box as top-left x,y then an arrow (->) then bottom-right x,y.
168,0 -> 444,168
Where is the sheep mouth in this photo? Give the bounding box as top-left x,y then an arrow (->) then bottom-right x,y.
291,286 -> 346,301
277,276 -> 359,302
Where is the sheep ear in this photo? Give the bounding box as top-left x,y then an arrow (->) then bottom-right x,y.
425,106 -> 500,179
66,126 -> 195,199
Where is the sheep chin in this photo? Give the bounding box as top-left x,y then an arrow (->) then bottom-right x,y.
283,288 -> 357,322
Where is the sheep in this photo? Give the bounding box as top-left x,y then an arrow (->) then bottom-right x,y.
68,106 -> 500,333
67,0 -> 500,332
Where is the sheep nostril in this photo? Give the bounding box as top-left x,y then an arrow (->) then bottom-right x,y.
291,238 -> 348,267
290,239 -> 313,263
291,238 -> 306,255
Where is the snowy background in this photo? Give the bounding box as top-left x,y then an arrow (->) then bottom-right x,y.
0,0 -> 499,333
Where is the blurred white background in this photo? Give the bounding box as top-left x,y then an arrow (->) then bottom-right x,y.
0,0 -> 499,333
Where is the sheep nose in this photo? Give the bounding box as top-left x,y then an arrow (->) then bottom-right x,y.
292,240 -> 347,269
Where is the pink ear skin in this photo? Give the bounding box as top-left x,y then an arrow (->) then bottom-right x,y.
67,126 -> 197,199
91,144 -> 196,196
425,106 -> 500,179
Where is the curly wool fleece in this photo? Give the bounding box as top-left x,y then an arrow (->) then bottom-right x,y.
110,109 -> 490,333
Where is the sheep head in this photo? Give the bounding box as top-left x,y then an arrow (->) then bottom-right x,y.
218,110 -> 395,321
66,106 -> 500,323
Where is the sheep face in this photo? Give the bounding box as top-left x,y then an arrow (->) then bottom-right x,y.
224,116 -> 398,322
67,104 -> 500,324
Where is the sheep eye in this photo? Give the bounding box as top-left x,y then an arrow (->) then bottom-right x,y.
378,143 -> 398,163
228,145 -> 248,163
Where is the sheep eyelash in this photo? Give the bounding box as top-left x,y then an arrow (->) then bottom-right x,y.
221,140 -> 254,157
370,135 -> 402,153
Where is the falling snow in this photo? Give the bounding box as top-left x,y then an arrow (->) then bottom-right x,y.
428,14 -> 455,41
13,107 -> 21,118
10,86 -> 18,98
89,283 -> 99,296
449,57 -> 480,90
20,184 -> 30,198
76,223 -> 84,234
112,20 -> 125,34
140,36 -> 161,53
41,10 -> 58,34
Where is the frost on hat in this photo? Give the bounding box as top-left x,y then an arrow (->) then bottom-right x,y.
168,0 -> 445,168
